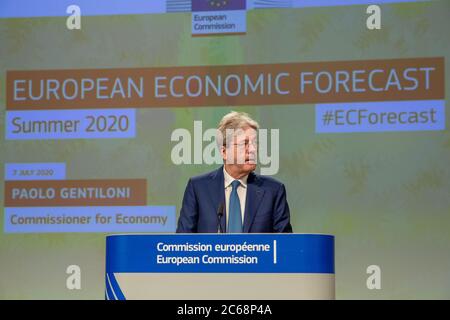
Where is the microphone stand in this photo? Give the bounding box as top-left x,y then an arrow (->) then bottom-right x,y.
217,203 -> 224,233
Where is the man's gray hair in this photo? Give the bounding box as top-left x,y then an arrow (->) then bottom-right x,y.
217,111 -> 259,147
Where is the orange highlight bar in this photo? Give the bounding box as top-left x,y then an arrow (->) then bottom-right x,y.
6,57 -> 444,110
4,179 -> 147,207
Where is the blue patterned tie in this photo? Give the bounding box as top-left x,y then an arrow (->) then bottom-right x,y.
228,180 -> 243,233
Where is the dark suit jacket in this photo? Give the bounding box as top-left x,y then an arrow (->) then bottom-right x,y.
176,166 -> 293,233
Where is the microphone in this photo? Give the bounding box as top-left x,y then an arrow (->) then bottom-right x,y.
217,202 -> 224,234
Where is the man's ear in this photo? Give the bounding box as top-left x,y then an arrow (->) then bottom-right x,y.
220,145 -> 227,161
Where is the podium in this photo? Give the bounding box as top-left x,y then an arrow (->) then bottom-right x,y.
105,233 -> 335,300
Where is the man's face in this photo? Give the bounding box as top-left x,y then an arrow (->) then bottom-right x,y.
222,127 -> 258,175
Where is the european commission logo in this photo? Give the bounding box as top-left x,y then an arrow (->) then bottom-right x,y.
208,0 -> 233,8
191,0 -> 247,36
193,0 -> 246,11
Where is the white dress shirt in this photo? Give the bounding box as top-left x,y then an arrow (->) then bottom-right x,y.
223,167 -> 248,226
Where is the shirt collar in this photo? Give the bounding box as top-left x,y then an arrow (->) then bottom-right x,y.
223,166 -> 248,189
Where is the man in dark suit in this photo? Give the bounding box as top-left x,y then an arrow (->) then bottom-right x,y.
176,111 -> 292,233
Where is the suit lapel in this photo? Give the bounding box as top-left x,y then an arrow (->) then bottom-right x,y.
243,172 -> 264,233
209,166 -> 226,232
